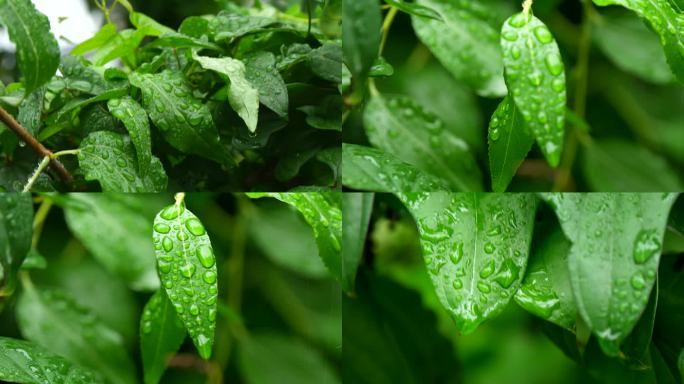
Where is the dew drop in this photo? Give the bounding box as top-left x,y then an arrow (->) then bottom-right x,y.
633,229 -> 661,264
185,218 -> 206,236
502,30 -> 518,42
162,237 -> 173,252
203,270 -> 217,284
197,245 -> 215,268
534,26 -> 553,44
180,263 -> 196,278
160,205 -> 179,220
116,158 -> 127,167
450,242 -> 464,264
631,273 -> 646,290
490,127 -> 501,141
189,304 -> 199,315
177,231 -> 189,241
528,71 -> 543,86
158,261 -> 171,274
479,260 -> 495,278
508,13 -> 528,28
477,282 -> 491,293
154,223 -> 171,234
544,54 -> 564,76
453,279 -> 463,289
484,242 -> 495,254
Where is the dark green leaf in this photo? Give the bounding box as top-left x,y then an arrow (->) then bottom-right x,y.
141,290 -> 186,384
57,56 -> 109,95
209,12 -> 277,41
18,87 -> 45,136
342,0 -> 381,79
309,43 -> 343,83
653,255 -> 684,383
342,193 -> 373,293
299,95 -> 342,131
108,96 -> 153,176
0,193 -> 32,294
153,200 -> 218,359
244,51 -> 289,117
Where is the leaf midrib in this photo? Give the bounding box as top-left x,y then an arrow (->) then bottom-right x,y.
7,0 -> 40,90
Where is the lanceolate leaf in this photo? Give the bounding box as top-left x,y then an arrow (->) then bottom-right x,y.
342,144 -> 449,192
63,194 -> 161,291
342,0 -> 381,80
0,337 -> 105,384
129,70 -> 230,163
17,286 -> 136,384
342,193 -> 374,293
363,95 -> 482,191
0,193 -> 32,293
192,53 -> 260,133
78,131 -> 168,192
18,87 -> 46,136
501,12 -> 566,167
0,0 -> 60,93
108,96 -> 153,176
412,0 -> 507,97
543,193 -> 678,355
246,193 -> 342,284
401,192 -> 537,333
592,0 -> 684,83
244,51 -> 289,117
385,0 -> 442,20
488,96 -> 534,192
141,290 -> 186,384
153,200 -> 218,360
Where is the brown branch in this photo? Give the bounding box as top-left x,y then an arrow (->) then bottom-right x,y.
0,106 -> 73,183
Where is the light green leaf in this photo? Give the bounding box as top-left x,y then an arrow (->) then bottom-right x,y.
364,94 -> 482,191
238,333 -> 340,384
342,143 -> 449,192
0,193 -> 32,294
91,28 -> 147,66
17,286 -> 136,384
246,193 -> 342,284
385,0 -> 442,20
488,96 -> 534,192
209,12 -> 277,41
342,0 -> 381,80
0,0 -> 60,93
63,194 -> 161,291
153,200 -> 218,360
71,23 -> 118,56
412,0 -> 507,97
146,32 -> 222,51
342,193 -> 373,293
582,139 -> 684,191
401,192 -> 537,334
244,51 -> 288,117
501,12 -> 566,167
78,131 -> 168,192
320,0 -> 342,37
141,290 -> 186,384
192,53 -> 259,133
515,223 -> 576,330
592,0 -> 684,83
108,96 -> 153,176
0,337 -> 105,384
543,193 -> 677,355
129,70 -> 230,163
130,11 -> 175,36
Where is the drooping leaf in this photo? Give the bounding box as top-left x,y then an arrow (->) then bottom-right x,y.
0,193 -> 32,294
129,70 -> 230,163
17,286 -> 136,384
141,290 -> 186,384
342,193 -> 374,293
342,144 -> 449,192
192,53 -> 260,133
0,337 -> 105,384
488,96 -> 534,192
501,11 -> 566,167
238,333 -> 341,384
18,86 -> 46,136
243,51 -> 289,117
0,0 -> 60,93
153,200 -> 218,360
401,192 -> 537,333
71,23 -> 118,56
90,28 -> 147,66
592,0 -> 684,83
108,96 -> 153,175
342,0 -> 381,80
63,194 -> 162,291
412,0 -> 507,97
78,131 -> 168,192
543,193 -> 678,355
246,193 -> 342,283
364,95 -> 481,191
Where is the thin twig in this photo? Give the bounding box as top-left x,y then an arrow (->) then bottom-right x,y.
0,106 -> 73,183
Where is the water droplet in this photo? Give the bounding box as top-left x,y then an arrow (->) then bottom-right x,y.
534,26 -> 553,44
174,303 -> 184,313
490,127 -> 501,141
484,242 -> 495,254
631,273 -> 646,290
203,270 -> 217,284
177,231 -> 189,241
197,245 -> 215,268
494,259 -> 520,288
189,304 -> 199,315
453,279 -> 463,289
479,260 -> 495,278
158,261 -> 171,274
528,71 -> 543,86
160,205 -> 179,220
544,54 -> 563,76
502,30 -> 518,41
163,83 -> 173,92
154,223 -> 171,234
116,158 -> 127,167
185,218 -> 206,236
155,102 -> 166,113
633,229 -> 661,264
477,282 -> 491,293
180,263 -> 196,278
142,321 -> 152,334
509,13 -> 528,28
162,237 -> 173,252
450,242 -> 464,264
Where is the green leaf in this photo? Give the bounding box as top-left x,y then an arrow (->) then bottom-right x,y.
401,192 -> 537,333
412,0 -> 507,97
620,281 -> 658,366
246,200 -> 328,278
246,193 -> 342,284
0,337 -> 105,384
244,51 -> 289,117
0,193 -> 32,294
364,94 -> 482,191
342,144 -> 449,192
653,254 -> 684,383
63,194 -> 162,291
209,12 -> 277,41
488,96 -> 534,192
501,12 -> 566,167
141,290 -> 186,384
309,43 -> 343,83
515,223 -> 576,330
146,32 -> 222,51
71,23 -> 118,56
130,12 -> 175,36
18,86 -> 45,136
0,0 -> 60,93
57,56 -> 109,95
342,0 -> 381,80
55,87 -> 129,121
384,0 -> 442,20
543,193 -> 677,355
593,10 -> 675,84
582,139 -> 684,191
153,200 -> 218,360
299,95 -> 342,131
108,96 -> 153,176
17,285 -> 136,384
238,333 -> 340,384
191,53 -> 260,133
342,193 -> 374,293
129,70 -> 230,163
592,0 -> 684,83
91,28 -> 146,66
78,131 -> 168,192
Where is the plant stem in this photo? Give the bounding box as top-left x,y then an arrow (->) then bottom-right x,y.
0,106 -> 73,183
175,192 -> 186,206
523,0 -> 534,13
379,7 -> 399,56
553,0 -> 592,191
31,198 -> 53,249
22,150 -> 80,192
